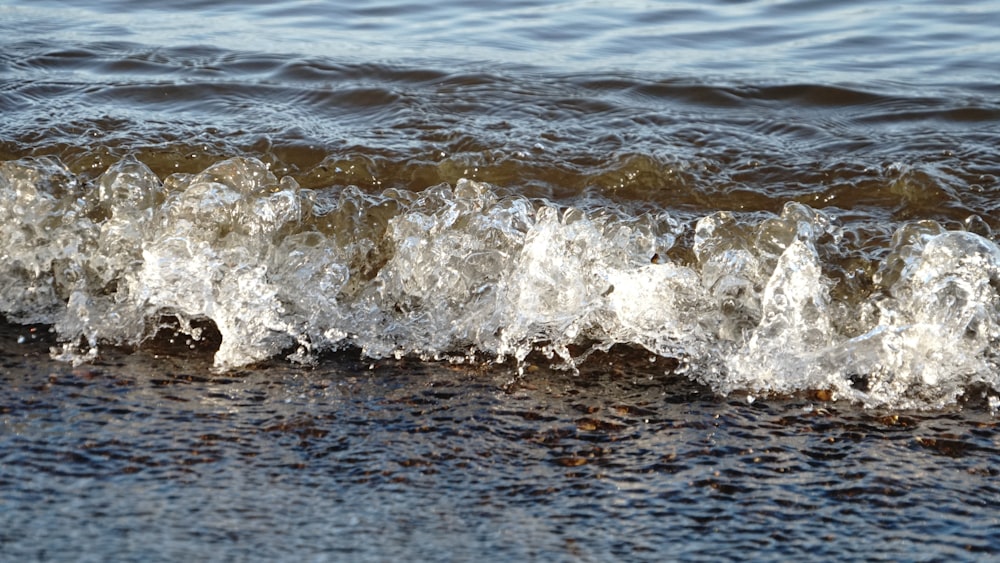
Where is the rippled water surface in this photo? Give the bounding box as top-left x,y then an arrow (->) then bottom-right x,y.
3,322 -> 999,561
2,0 -> 1000,559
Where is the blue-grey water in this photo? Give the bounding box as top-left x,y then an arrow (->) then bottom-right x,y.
2,0 -> 1000,560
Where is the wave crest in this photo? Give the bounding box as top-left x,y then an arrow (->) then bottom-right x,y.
3,156 -> 999,408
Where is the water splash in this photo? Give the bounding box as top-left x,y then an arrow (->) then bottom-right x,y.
2,155 -> 999,409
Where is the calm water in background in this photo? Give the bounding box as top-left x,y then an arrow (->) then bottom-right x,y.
2,0 -> 1000,560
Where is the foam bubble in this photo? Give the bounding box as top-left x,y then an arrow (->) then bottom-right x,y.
2,155 -> 999,409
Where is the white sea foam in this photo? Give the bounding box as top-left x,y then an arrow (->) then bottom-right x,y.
2,156 -> 999,408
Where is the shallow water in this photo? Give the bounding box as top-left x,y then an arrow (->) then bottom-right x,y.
3,0 -> 1000,559
3,321 -> 999,561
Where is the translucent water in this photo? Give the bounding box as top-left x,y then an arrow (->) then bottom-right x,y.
3,0 -> 1000,560
3,156 -> 1000,410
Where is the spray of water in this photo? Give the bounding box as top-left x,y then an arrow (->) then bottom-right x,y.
3,156 -> 999,408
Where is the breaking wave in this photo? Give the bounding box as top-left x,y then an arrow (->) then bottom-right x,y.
3,155 -> 1000,409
